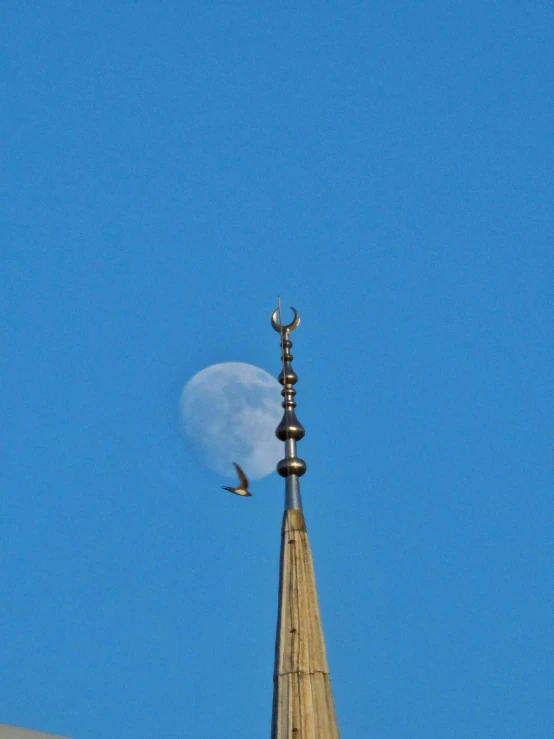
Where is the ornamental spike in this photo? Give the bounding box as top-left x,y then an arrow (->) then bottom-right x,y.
271,304 -> 306,510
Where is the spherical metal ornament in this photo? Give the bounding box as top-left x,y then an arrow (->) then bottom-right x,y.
277,457 -> 307,478
275,410 -> 305,441
278,367 -> 298,386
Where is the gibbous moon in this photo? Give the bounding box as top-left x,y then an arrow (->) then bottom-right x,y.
180,362 -> 283,480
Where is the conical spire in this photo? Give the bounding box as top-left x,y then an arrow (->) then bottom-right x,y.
270,305 -> 340,739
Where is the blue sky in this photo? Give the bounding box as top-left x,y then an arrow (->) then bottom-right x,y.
2,2 -> 553,737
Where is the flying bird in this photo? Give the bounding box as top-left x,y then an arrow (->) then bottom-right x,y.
222,462 -> 253,497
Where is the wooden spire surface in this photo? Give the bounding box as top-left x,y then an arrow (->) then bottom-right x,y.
271,509 -> 340,739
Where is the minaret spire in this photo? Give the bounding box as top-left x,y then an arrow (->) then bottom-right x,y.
270,304 -> 341,739
272,303 -> 306,510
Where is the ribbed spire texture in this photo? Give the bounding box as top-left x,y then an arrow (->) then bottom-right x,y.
271,509 -> 340,739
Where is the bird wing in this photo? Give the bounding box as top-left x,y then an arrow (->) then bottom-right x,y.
233,462 -> 249,489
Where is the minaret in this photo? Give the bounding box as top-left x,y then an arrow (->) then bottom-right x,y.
270,306 -> 340,739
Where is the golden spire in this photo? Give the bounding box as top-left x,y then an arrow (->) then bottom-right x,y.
270,305 -> 340,739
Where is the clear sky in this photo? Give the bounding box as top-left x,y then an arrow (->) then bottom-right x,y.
2,3 -> 553,737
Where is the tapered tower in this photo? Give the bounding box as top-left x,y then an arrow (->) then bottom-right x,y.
270,306 -> 340,739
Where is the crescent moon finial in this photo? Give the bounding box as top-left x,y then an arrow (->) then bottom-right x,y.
271,301 -> 305,511
271,306 -> 301,333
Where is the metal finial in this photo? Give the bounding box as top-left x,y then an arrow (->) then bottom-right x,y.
272,303 -> 306,510
271,306 -> 301,334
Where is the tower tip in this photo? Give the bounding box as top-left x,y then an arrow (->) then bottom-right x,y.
271,304 -> 305,511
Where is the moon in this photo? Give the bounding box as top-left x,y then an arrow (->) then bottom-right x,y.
180,362 -> 283,480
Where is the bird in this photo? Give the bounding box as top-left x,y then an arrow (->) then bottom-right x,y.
222,462 -> 253,497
